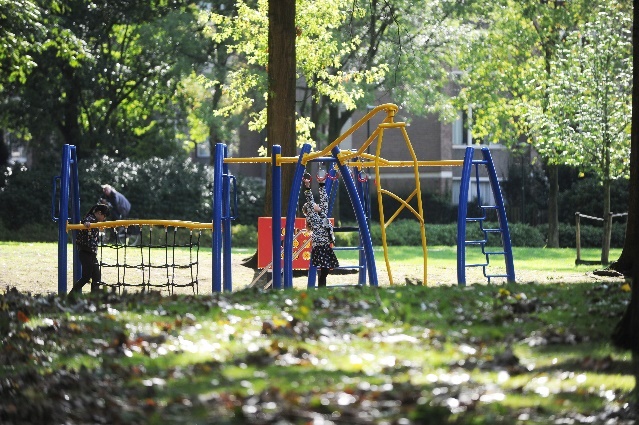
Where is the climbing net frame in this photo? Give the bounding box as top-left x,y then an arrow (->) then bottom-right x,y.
67,220 -> 213,295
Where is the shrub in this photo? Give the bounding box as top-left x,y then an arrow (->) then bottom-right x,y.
232,224 -> 258,248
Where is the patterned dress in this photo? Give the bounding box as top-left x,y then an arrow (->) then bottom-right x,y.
304,184 -> 339,269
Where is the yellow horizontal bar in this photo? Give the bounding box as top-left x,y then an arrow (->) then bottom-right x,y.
67,219 -> 213,231
223,156 -> 302,165
224,157 -> 272,164
356,160 -> 464,168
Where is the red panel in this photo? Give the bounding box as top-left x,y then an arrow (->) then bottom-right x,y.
257,217 -> 312,270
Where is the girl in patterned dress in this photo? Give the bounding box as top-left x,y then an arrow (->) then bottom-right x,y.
69,203 -> 110,296
302,172 -> 339,287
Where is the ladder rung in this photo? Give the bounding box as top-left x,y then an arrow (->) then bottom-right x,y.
336,265 -> 364,270
465,240 -> 487,245
466,263 -> 488,268
333,246 -> 363,251
472,160 -> 489,165
480,205 -> 498,210
466,217 -> 486,222
486,274 -> 509,278
482,228 -> 501,233
485,251 -> 506,255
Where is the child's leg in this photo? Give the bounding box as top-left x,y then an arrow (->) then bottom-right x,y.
318,268 -> 329,287
90,255 -> 102,293
70,251 -> 93,295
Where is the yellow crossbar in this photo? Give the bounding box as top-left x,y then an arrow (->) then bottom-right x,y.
67,219 -> 213,231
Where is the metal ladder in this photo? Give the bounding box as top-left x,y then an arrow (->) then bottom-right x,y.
456,147 -> 515,285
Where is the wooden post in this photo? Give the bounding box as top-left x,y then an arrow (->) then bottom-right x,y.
575,212 -> 581,265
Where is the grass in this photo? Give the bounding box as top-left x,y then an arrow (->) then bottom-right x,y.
0,242 -> 636,424
0,242 -> 622,292
0,281 -> 634,424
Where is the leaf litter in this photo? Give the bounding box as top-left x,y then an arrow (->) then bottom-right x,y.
0,282 -> 636,424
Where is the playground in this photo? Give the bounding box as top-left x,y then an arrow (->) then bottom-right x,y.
51,104 -> 526,295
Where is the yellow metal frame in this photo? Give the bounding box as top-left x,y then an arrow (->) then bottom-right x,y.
220,103 -> 466,286
67,219 -> 213,231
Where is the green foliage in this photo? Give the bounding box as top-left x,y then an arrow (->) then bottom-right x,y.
79,155 -> 212,221
231,224 -> 257,248
526,0 -> 632,178
2,0 -> 211,161
0,0 -> 46,92
232,176 -> 265,226
557,176 -> 629,223
0,162 -> 57,231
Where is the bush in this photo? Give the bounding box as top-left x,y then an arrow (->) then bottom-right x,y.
232,224 -> 258,248
0,154 -> 272,243
0,163 -> 58,231
537,221 -> 626,248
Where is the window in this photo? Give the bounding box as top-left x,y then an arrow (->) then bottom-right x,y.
452,108 -> 472,146
196,142 -> 211,158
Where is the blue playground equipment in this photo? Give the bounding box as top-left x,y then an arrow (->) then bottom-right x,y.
53,104 -> 515,294
456,147 -> 515,285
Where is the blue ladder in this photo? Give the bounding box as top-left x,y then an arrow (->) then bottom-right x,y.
456,147 -> 515,285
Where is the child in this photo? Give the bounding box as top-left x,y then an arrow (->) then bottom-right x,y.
69,203 -> 110,296
302,172 -> 339,287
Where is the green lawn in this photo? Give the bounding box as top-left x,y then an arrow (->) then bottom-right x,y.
0,242 -> 635,424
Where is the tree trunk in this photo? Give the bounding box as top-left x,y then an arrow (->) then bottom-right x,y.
265,0 -> 296,218
546,164 -> 559,248
610,1 -> 639,409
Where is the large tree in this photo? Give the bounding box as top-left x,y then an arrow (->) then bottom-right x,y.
1,0 -> 212,162
456,0 -> 595,247
526,1 -> 632,264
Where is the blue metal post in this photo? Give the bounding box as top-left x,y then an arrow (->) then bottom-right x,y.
57,145 -> 71,294
222,145 -> 233,292
69,146 -> 81,283
331,146 -> 378,286
271,145 -> 282,290
212,143 -> 225,292
283,143 -> 312,289
482,147 -> 516,283
456,147 -> 474,286
355,169 -> 367,285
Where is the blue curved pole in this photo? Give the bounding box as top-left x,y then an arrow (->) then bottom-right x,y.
69,146 -> 81,284
271,145 -> 282,290
222,144 -> 233,292
355,169 -> 367,285
283,143 -> 312,289
456,147 -> 474,286
331,146 -> 378,286
482,147 -> 516,283
212,143 -> 225,292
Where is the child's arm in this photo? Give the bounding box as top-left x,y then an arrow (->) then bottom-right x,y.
303,173 -> 315,205
318,182 -> 329,215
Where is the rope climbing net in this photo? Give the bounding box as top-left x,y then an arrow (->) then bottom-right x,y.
68,220 -> 213,295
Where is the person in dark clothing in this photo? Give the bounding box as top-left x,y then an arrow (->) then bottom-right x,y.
302,172 -> 338,287
100,184 -> 131,220
100,183 -> 139,245
69,203 -> 109,296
